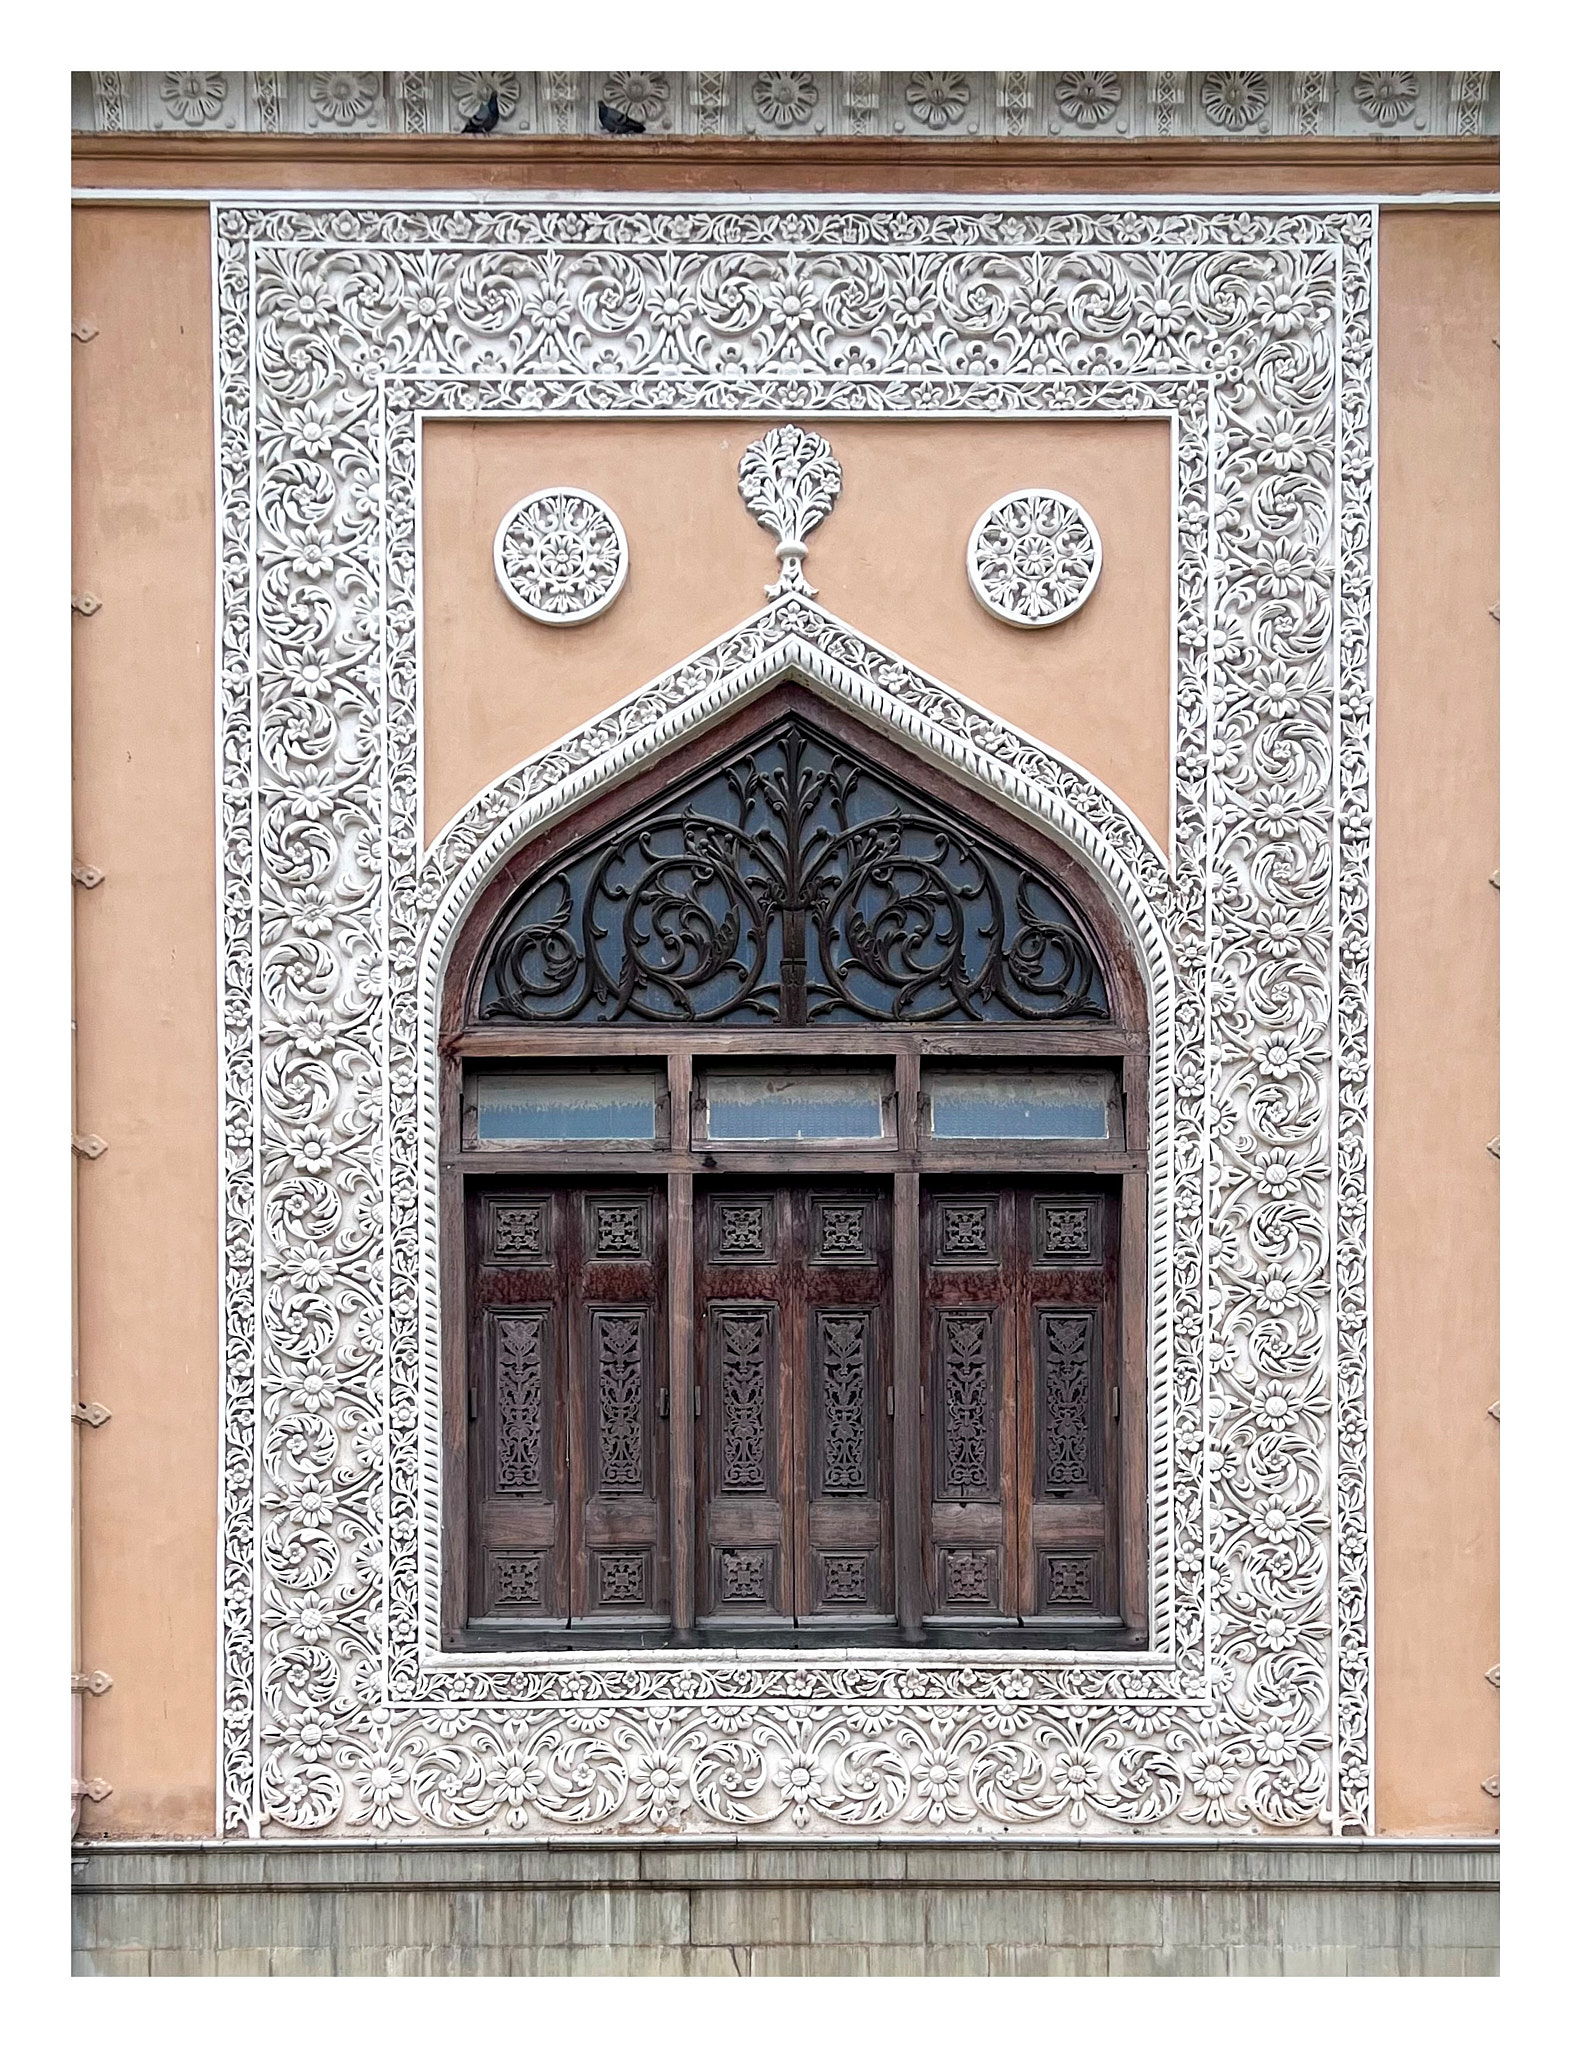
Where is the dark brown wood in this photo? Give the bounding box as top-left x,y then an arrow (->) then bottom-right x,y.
438,683 -> 1152,1651
667,1056 -> 696,1642
694,1183 -> 894,1629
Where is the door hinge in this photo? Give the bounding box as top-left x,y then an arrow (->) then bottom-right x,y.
72,591 -> 102,617
72,1401 -> 112,1428
73,1777 -> 112,1804
1485,1664 -> 1500,1689
72,1670 -> 113,1697
1481,1775 -> 1500,1800
1112,1384 -> 1120,1422
73,1133 -> 108,1159
693,1385 -> 702,1417
73,319 -> 99,342
886,1386 -> 894,1417
657,1388 -> 669,1419
467,1385 -> 478,1424
72,862 -> 105,889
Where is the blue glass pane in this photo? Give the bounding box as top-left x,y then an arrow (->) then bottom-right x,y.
927,1072 -> 1112,1141
706,1073 -> 885,1142
476,1073 -> 658,1143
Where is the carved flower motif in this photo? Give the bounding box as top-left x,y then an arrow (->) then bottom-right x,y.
1054,71 -> 1122,128
452,72 -> 521,123
1256,1031 -> 1306,1080
602,72 -> 671,125
909,1746 -> 970,1824
1253,1148 -> 1307,1201
628,1744 -> 687,1826
310,72 -> 379,127
752,71 -> 817,128
1351,70 -> 1418,127
1200,71 -> 1270,130
288,401 -> 337,460
968,490 -> 1102,627
291,527 -> 335,582
905,72 -> 970,129
495,490 -> 628,625
284,1708 -> 337,1762
161,71 -> 227,126
290,1006 -> 339,1056
287,1592 -> 335,1644
1250,1381 -> 1302,1435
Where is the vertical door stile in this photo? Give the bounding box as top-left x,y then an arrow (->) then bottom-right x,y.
893,1166 -> 923,1640
782,1188 -> 804,1624
668,1057 -> 695,1641
564,1190 -> 586,1625
1015,1196 -> 1040,1622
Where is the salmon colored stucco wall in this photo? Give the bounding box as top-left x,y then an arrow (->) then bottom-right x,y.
69,191 -> 1498,1839
420,418 -> 1172,851
72,205 -> 219,1836
1371,210 -> 1499,1834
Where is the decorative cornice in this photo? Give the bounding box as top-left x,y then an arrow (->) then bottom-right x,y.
74,71 -> 1496,140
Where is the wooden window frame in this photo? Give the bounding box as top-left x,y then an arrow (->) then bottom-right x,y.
438,687 -> 1149,1653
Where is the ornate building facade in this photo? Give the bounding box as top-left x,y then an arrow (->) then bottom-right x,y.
70,72 -> 1498,1974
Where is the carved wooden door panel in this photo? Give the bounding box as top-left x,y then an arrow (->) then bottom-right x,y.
467,1184 -> 667,1626
922,1183 -> 1120,1624
695,1185 -> 892,1626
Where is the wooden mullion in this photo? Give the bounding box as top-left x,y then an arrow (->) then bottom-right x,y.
893,1048 -> 923,1641
667,1054 -> 696,1642
1117,1170 -> 1147,1640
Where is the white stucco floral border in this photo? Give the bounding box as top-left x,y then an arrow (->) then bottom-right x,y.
214,198 -> 1374,1839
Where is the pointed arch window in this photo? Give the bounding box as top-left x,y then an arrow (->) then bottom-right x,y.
439,685 -> 1149,1654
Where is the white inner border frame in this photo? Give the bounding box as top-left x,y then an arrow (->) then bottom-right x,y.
214,197 -> 1374,1841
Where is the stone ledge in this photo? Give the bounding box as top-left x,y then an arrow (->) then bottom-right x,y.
72,1838 -> 1498,1976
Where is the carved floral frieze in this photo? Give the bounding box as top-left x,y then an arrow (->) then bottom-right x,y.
214,197 -> 1374,1843
75,71 -> 1495,138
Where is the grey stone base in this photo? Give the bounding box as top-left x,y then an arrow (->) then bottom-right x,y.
72,1838 -> 1498,1976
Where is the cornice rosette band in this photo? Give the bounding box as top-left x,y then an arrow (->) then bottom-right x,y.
76,70 -> 1495,139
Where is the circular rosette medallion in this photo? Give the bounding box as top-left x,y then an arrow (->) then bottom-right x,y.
966,489 -> 1103,628
493,487 -> 629,626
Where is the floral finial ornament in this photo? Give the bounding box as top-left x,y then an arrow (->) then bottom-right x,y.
738,425 -> 843,599
493,489 -> 629,626
967,489 -> 1103,628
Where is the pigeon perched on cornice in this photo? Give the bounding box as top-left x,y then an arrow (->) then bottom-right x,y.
597,100 -> 645,136
460,89 -> 500,136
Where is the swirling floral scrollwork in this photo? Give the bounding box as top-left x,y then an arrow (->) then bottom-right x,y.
477,719 -> 1110,1026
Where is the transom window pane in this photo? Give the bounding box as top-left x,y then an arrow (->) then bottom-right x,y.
925,1070 -> 1115,1142
475,1072 -> 659,1144
703,1071 -> 888,1143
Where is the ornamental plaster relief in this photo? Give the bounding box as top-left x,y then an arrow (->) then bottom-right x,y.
215,197 -> 1373,1843
75,70 -> 1496,139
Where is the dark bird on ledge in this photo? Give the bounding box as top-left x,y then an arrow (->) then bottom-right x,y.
460,89 -> 501,135
597,99 -> 645,135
